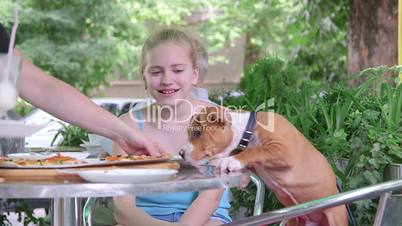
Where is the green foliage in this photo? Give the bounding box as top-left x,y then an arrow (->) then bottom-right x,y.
238,55 -> 301,109
225,57 -> 402,224
0,0 -> 199,93
287,0 -> 348,82
1,0 -> 243,93
13,100 -> 34,117
13,0 -> 149,94
14,201 -> 48,226
51,123 -> 89,147
0,200 -> 49,226
0,0 -> 348,94
231,181 -> 282,219
213,0 -> 348,81
380,83 -> 402,130
0,213 -> 11,226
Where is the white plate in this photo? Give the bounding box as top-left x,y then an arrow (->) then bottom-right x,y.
80,144 -> 104,157
27,146 -> 85,152
77,168 -> 178,183
0,120 -> 44,138
80,144 -> 103,151
7,152 -> 90,161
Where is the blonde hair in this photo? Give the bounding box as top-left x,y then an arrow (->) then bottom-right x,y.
140,28 -> 207,79
194,38 -> 208,82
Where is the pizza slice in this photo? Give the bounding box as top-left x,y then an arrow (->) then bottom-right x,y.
0,156 -> 10,164
41,153 -> 86,165
104,153 -> 171,162
7,153 -> 86,166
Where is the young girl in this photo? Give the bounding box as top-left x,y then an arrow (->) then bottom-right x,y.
112,28 -> 232,226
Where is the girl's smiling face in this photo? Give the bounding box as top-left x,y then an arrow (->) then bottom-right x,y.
143,41 -> 199,106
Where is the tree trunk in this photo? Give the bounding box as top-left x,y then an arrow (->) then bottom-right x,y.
348,0 -> 398,77
244,34 -> 262,67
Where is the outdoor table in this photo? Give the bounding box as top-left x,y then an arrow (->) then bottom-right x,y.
0,165 -> 250,226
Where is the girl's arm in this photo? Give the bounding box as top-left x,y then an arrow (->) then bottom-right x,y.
111,116 -> 186,226
179,189 -> 224,226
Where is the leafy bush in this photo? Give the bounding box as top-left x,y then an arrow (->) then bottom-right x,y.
13,100 -> 34,117
51,123 -> 89,147
226,56 -> 402,225
0,200 -> 49,226
238,55 -> 301,109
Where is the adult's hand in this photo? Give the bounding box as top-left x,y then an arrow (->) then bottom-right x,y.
115,126 -> 165,156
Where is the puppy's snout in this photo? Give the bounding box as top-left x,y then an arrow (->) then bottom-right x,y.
179,149 -> 185,160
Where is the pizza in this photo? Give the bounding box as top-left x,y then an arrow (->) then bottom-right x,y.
0,156 -> 9,164
104,153 -> 171,162
0,152 -> 171,168
2,153 -> 86,166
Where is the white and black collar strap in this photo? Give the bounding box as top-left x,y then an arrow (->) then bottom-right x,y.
237,112 -> 256,150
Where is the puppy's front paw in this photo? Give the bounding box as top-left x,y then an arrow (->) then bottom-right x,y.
217,156 -> 244,173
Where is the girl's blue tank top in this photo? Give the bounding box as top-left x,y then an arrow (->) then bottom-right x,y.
134,110 -> 231,219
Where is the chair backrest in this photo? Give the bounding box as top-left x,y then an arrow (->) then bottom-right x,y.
374,193 -> 402,226
83,197 -> 94,226
248,176 -> 356,225
250,173 -> 265,216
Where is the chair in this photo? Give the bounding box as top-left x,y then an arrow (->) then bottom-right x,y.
251,176 -> 356,226
84,196 -> 119,226
373,193 -> 402,226
223,179 -> 402,226
83,197 -> 94,226
249,173 -> 265,216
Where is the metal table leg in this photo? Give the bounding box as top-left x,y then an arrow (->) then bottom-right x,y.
52,198 -> 84,226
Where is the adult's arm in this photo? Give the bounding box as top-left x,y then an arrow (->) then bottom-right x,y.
113,196 -> 189,226
15,49 -> 161,155
1,23 -> 161,155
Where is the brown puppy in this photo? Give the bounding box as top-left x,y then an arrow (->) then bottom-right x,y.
180,107 -> 348,226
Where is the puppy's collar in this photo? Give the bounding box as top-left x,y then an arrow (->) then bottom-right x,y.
231,112 -> 256,155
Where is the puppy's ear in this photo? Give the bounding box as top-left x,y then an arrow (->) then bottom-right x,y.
192,108 -> 208,124
188,114 -> 200,136
219,108 -> 232,127
206,107 -> 232,127
197,107 -> 208,123
223,109 -> 232,126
